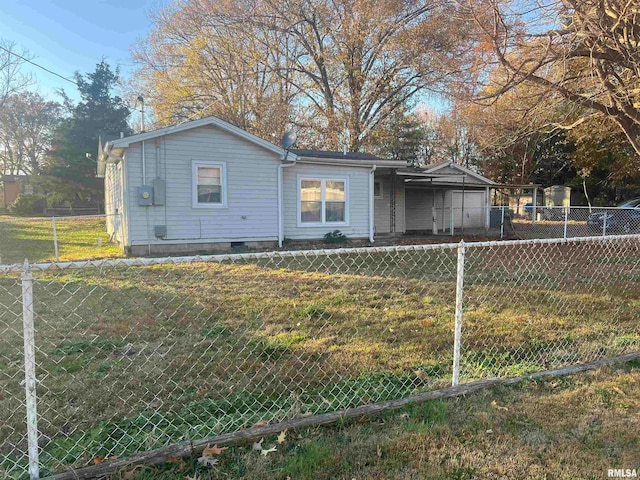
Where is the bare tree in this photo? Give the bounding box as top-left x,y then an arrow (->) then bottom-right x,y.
0,92 -> 60,175
0,39 -> 32,109
132,0 -> 462,150
457,0 -> 640,156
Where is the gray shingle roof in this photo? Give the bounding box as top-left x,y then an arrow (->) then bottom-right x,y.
290,149 -> 384,161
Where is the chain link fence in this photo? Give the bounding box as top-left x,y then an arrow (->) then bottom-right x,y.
428,205 -> 640,240
0,215 -> 122,265
1,235 -> 640,478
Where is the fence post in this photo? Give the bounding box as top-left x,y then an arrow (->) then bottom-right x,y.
500,206 -> 505,239
452,240 -> 466,386
51,217 -> 59,262
563,206 -> 569,240
21,260 -> 40,479
602,212 -> 607,237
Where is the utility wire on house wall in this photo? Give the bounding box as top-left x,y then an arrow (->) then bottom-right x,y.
0,44 -> 78,86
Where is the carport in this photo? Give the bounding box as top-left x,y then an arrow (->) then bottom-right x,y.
373,162 -> 537,237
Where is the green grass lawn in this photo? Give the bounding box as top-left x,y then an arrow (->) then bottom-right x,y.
0,216 -> 122,265
116,360 -> 640,480
0,240 -> 639,478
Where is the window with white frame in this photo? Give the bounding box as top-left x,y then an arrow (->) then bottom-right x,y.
192,161 -> 226,207
373,179 -> 383,199
300,178 -> 348,224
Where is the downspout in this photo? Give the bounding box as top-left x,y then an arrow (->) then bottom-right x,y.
141,140 -> 146,185
278,157 -> 297,247
369,165 -> 376,243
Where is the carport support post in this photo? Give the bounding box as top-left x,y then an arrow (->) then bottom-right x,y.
450,208 -> 454,237
21,260 -> 40,480
51,217 -> 59,262
532,188 -> 537,226
432,206 -> 438,235
452,241 -> 466,386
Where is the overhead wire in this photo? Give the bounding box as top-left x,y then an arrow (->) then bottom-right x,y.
0,44 -> 79,86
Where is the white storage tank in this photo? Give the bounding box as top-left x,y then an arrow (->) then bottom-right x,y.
543,185 -> 571,207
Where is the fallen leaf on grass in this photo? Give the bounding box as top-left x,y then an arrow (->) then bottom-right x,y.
122,466 -> 143,479
376,445 -> 382,458
261,446 -> 277,456
253,420 -> 269,427
197,456 -> 219,467
277,430 -> 287,444
93,455 -> 117,464
202,444 -> 228,456
491,400 -> 508,411
184,475 -> 200,480
253,438 -> 264,451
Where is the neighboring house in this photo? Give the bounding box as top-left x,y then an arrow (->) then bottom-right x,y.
0,175 -> 33,209
99,116 -> 405,256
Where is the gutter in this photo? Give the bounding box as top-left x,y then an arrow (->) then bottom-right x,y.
278,156 -> 297,247
369,165 -> 377,243
295,157 -> 407,169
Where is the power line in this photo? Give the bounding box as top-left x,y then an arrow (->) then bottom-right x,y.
0,44 -> 78,86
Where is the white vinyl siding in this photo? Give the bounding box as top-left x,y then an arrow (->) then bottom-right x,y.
283,164 -> 370,240
104,162 -> 125,246
124,125 -> 280,245
405,188 -> 487,231
373,175 -> 405,234
298,176 -> 349,227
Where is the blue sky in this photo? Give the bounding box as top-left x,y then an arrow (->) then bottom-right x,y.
0,0 -> 168,101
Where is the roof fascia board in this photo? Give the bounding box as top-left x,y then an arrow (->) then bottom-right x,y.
108,116 -> 289,158
426,162 -> 497,185
296,157 -> 407,168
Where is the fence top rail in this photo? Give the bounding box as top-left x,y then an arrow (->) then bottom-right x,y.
0,214 -> 115,223
1,233 -> 639,273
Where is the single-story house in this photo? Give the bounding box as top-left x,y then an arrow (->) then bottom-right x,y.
99,115 -> 498,255
99,116 -> 406,255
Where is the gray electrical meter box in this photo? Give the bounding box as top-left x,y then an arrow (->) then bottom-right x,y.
152,178 -> 166,205
137,185 -> 154,206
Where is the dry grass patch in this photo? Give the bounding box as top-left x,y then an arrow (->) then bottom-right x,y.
1,242 -> 639,477
112,362 -> 640,480
0,216 -> 122,264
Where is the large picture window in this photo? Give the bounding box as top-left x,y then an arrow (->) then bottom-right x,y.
299,177 -> 348,225
192,161 -> 227,207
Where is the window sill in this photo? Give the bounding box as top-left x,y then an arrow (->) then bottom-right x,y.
192,203 -> 228,209
297,222 -> 349,228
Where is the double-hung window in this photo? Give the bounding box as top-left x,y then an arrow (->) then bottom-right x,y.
192,161 -> 227,207
373,179 -> 383,199
299,177 -> 348,225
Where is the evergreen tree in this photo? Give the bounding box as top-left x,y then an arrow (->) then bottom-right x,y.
42,61 -> 132,209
